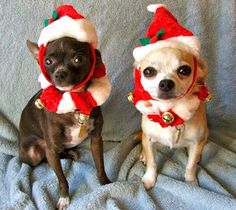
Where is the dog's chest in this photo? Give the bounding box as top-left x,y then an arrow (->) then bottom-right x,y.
63,113 -> 94,148
142,116 -> 199,148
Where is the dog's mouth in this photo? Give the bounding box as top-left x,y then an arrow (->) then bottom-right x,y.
51,71 -> 85,91
52,79 -> 75,91
147,87 -> 180,101
55,84 -> 74,91
158,93 -> 177,100
148,89 -> 185,102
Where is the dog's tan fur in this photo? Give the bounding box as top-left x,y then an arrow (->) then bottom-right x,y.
136,48 -> 208,190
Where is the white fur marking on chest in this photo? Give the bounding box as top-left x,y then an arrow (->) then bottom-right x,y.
142,117 -> 178,148
142,116 -> 198,148
65,119 -> 94,148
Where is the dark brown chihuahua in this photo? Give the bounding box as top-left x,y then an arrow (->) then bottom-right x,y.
19,37 -> 111,210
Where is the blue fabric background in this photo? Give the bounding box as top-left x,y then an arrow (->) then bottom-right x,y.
0,0 -> 235,209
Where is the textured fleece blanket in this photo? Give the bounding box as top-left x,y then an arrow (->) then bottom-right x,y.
0,0 -> 236,209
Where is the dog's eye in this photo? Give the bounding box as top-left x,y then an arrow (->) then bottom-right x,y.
143,67 -> 157,77
45,59 -> 52,66
74,56 -> 83,64
177,65 -> 192,76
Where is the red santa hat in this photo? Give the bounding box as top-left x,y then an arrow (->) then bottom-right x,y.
38,5 -> 97,48
133,4 -> 200,62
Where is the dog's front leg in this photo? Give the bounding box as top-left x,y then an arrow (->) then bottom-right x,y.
90,110 -> 111,185
44,122 -> 70,210
141,132 -> 157,190
46,148 -> 69,210
91,134 -> 111,184
185,136 -> 207,185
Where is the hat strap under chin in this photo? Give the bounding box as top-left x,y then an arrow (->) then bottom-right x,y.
71,44 -> 96,91
181,56 -> 198,98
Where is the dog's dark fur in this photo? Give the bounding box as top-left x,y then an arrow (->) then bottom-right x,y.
18,37 -> 110,208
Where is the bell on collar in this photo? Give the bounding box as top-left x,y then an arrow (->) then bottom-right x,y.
127,92 -> 134,103
162,112 -> 174,124
205,92 -> 212,102
35,99 -> 44,109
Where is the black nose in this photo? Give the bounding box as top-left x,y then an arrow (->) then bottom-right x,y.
159,79 -> 175,92
55,71 -> 68,82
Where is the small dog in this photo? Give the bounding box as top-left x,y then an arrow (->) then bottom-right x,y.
19,37 -> 111,209
130,4 -> 210,190
19,5 -> 111,210
137,48 -> 208,189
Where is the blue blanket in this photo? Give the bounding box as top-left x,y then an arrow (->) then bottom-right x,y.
0,0 -> 236,209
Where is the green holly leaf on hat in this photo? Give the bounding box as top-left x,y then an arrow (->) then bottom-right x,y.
139,37 -> 151,46
52,10 -> 59,20
157,28 -> 165,39
44,19 -> 49,27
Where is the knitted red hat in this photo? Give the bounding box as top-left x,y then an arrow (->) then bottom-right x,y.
38,5 -> 97,48
133,4 -> 200,62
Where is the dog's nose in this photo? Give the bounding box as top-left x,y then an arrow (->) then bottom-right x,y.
159,79 -> 175,92
55,71 -> 68,82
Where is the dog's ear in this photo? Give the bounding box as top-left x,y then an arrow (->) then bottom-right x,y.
197,57 -> 207,83
198,58 -> 207,72
133,61 -> 139,69
26,40 -> 39,60
95,49 -> 103,68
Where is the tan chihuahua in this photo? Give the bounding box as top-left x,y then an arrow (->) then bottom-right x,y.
129,4 -> 211,190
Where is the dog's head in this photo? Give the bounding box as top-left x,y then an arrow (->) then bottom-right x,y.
138,47 -> 207,102
27,37 -> 101,91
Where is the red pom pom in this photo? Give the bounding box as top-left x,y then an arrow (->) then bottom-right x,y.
197,86 -> 209,100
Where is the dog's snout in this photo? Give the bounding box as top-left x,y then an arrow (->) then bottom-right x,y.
55,70 -> 68,82
159,79 -> 175,92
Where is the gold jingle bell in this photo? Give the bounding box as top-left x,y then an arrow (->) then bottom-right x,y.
205,92 -> 212,102
162,112 -> 175,124
35,99 -> 44,109
127,92 -> 134,103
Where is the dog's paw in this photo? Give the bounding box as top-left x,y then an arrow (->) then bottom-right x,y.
139,150 -> 147,165
61,150 -> 80,161
187,179 -> 199,186
99,176 -> 112,185
57,196 -> 70,210
185,177 -> 199,186
142,171 -> 157,190
67,150 -> 80,160
185,170 -> 199,186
